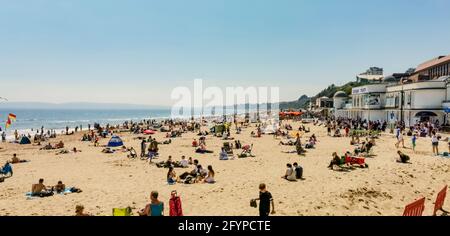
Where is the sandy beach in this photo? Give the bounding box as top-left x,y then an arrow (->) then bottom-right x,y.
0,121 -> 448,216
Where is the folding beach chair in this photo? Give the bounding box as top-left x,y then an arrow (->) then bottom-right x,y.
433,185 -> 449,216
112,207 -> 132,216
403,197 -> 425,216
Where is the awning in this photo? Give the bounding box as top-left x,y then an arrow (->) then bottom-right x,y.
415,111 -> 438,117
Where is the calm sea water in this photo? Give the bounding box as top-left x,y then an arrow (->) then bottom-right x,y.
0,107 -> 258,137
0,109 -> 172,136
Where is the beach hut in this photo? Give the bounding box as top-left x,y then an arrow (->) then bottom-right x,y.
19,136 -> 31,145
107,135 -> 124,147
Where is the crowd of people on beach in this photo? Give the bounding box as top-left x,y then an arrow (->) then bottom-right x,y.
3,112 -> 450,217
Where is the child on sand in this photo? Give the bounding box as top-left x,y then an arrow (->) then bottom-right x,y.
75,205 -> 91,216
411,134 -> 417,152
252,183 -> 275,216
397,151 -> 410,163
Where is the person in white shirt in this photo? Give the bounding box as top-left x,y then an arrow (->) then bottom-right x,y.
281,164 -> 297,182
179,156 -> 189,168
395,132 -> 405,148
431,132 -> 439,156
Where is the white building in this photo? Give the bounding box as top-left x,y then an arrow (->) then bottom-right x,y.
333,77 -> 450,126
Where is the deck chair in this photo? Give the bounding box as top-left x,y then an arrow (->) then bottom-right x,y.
223,142 -> 233,155
112,207 -> 132,216
433,185 -> 449,216
403,197 -> 425,216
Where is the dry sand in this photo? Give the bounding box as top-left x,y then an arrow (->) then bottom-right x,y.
0,122 -> 449,216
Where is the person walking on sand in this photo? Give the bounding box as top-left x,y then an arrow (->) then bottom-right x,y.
395,132 -> 405,149
252,183 -> 275,217
431,132 -> 439,156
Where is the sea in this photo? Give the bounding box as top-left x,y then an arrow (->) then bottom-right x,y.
0,107 -> 261,139
0,109 -> 171,138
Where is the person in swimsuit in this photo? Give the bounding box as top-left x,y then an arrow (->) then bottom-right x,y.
203,165 -> 215,184
138,191 -> 164,216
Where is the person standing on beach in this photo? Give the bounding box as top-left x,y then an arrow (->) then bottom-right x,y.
66,126 -> 69,135
253,183 -> 275,216
140,139 -> 146,157
395,132 -> 405,149
411,134 -> 417,153
1,131 -> 5,142
431,132 -> 439,156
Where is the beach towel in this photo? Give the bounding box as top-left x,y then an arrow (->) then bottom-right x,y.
169,194 -> 183,216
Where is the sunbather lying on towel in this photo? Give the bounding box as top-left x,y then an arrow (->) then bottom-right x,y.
195,144 -> 214,154
102,148 -> 115,153
55,141 -> 65,149
279,140 -> 296,146
11,154 -> 29,164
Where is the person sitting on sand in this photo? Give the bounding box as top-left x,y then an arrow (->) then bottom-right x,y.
203,165 -> 215,184
397,150 -> 410,163
31,179 -> 53,197
55,141 -> 65,149
219,148 -> 229,160
75,205 -> 91,216
167,167 -> 177,184
1,161 -> 13,177
72,147 -> 81,153
195,165 -> 208,182
128,147 -> 137,158
53,180 -> 66,194
179,156 -> 189,168
293,162 -> 303,179
10,153 -> 28,164
282,164 -> 297,181
195,144 -> 214,154
138,191 -> 164,216
328,152 -> 342,169
192,139 -> 198,147
188,157 -> 193,165
40,143 -> 53,150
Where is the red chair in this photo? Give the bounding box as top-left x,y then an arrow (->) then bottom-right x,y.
403,197 -> 425,216
433,185 -> 448,216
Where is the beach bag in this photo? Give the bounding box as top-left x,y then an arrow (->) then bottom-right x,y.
112,207 -> 132,216
250,199 -> 257,208
184,176 -> 194,184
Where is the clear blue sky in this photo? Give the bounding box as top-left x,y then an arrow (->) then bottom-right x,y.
1,0 -> 449,105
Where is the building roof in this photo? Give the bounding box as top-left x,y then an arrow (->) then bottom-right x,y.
415,55 -> 450,72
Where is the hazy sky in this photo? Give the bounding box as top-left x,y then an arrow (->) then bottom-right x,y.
1,0 -> 449,106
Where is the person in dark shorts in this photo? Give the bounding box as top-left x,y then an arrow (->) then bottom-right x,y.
253,183 -> 275,216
